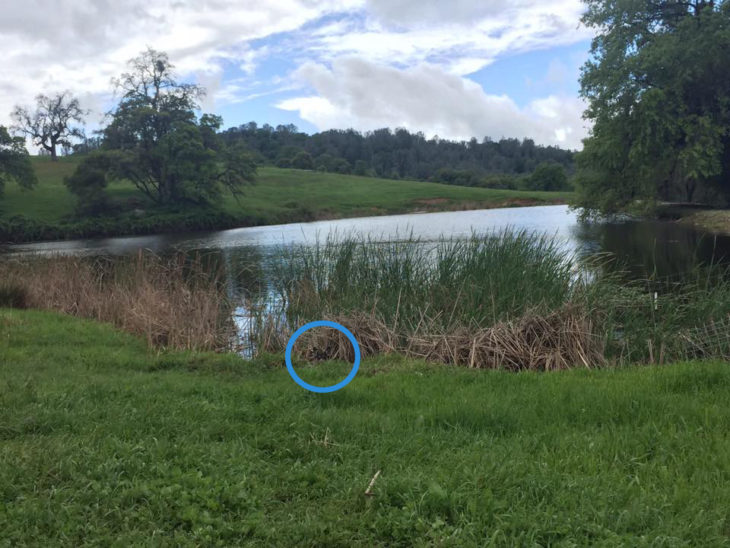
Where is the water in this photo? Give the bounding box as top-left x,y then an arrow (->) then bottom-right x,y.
4,205 -> 575,256
5,206 -> 730,282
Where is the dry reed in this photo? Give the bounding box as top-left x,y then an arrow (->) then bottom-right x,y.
0,252 -> 234,351
680,315 -> 730,361
262,307 -> 605,371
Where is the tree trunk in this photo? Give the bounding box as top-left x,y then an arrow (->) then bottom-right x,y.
49,141 -> 58,162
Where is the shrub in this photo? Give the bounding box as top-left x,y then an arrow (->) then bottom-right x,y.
523,162 -> 571,191
291,151 -> 314,170
433,168 -> 481,187
64,153 -> 112,215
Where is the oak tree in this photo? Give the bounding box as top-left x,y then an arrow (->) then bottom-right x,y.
11,92 -> 86,161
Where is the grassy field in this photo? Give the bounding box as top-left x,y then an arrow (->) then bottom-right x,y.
2,308 -> 730,545
0,157 -> 571,230
230,167 -> 571,223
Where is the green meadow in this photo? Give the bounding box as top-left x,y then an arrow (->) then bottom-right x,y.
2,308 -> 729,545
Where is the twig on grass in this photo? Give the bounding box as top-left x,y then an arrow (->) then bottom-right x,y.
365,470 -> 381,497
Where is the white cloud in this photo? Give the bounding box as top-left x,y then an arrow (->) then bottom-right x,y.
366,0 -> 530,27
0,0 -> 361,127
0,0 -> 593,150
278,58 -> 588,149
298,0 -> 591,75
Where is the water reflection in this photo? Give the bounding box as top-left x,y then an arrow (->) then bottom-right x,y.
570,219 -> 730,281
5,205 -> 730,285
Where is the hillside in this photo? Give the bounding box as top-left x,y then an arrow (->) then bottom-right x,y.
0,157 -> 572,243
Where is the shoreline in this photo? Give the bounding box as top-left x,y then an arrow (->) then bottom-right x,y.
676,209 -> 730,236
0,197 -> 569,247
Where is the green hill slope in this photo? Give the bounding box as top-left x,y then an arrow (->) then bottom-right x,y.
0,157 -> 572,243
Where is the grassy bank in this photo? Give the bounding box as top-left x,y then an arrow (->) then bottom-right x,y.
0,157 -> 572,243
678,209 -> 730,235
2,308 -> 730,545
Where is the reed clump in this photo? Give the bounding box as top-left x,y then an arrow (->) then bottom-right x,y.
276,307 -> 604,371
0,252 -> 234,351
5,230 -> 730,368
256,231 -> 730,368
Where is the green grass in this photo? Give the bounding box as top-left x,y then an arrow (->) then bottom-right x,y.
1,157 -> 79,222
2,308 -> 730,545
0,158 -> 571,242
232,167 -> 572,222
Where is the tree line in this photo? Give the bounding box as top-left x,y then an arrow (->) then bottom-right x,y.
220,123 -> 575,190
0,56 -> 575,219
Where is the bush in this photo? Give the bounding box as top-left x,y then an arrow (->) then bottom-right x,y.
291,151 -> 314,170
433,168 -> 481,187
313,154 -> 352,174
353,160 -> 371,176
523,162 -> 571,191
64,153 -> 112,215
481,174 -> 520,190
330,158 -> 352,174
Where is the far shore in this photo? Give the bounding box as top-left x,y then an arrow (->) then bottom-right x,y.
0,158 -> 573,245
678,209 -> 730,236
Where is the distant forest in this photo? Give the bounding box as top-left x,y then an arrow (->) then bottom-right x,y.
219,123 -> 576,190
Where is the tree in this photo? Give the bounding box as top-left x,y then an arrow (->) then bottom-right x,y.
0,126 -> 36,195
574,0 -> 730,217
315,153 -> 335,172
524,162 -> 570,191
353,160 -> 370,176
70,48 -> 256,208
221,122 -> 574,182
64,152 -> 112,215
11,91 -> 86,161
330,158 -> 352,174
291,151 -> 314,170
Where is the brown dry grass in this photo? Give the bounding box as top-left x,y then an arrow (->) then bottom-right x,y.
260,307 -> 605,371
0,252 -> 234,351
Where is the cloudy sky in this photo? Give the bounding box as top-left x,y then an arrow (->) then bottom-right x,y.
0,0 -> 594,149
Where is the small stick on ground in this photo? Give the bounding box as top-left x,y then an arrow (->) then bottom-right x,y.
364,470 -> 381,497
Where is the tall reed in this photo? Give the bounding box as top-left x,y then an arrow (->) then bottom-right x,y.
256,230 -> 730,368
5,230 -> 730,369
272,229 -> 575,332
0,252 -> 234,351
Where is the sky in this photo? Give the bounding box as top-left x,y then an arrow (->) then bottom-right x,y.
0,0 -> 595,150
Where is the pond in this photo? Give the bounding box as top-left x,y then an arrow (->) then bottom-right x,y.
5,206 -> 729,282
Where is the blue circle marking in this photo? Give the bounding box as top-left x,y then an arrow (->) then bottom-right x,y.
285,320 -> 361,393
